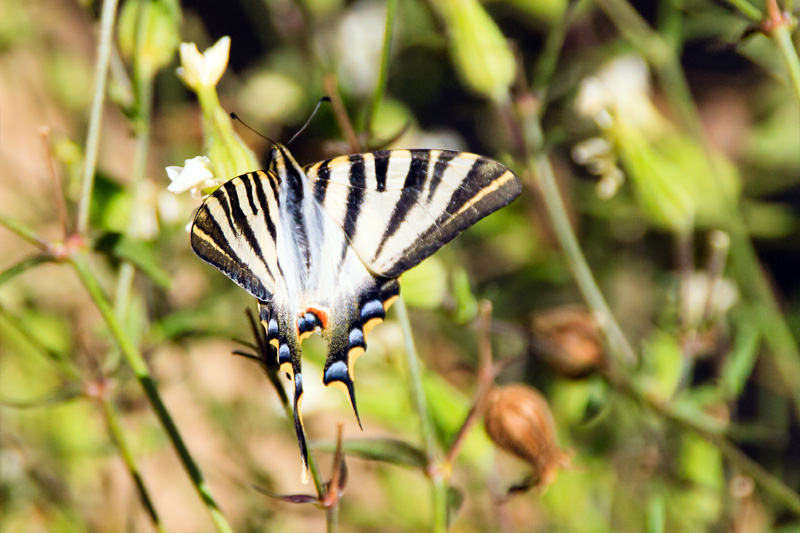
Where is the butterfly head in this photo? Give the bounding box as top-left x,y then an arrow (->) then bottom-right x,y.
266,144 -> 303,180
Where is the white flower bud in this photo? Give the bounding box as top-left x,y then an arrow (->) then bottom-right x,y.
176,37 -> 231,89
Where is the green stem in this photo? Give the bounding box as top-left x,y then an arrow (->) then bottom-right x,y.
364,0 -> 397,142
326,505 -> 339,533
99,394 -> 166,532
773,23 -> 800,110
0,255 -> 54,287
307,444 -> 327,501
394,296 -> 449,531
727,229 -> 800,413
0,212 -> 49,251
532,0 -> 588,91
395,296 -> 438,462
432,477 -> 449,533
725,0 -> 763,21
77,0 -> 121,236
108,50 -> 156,372
524,121 -> 637,366
70,255 -> 234,533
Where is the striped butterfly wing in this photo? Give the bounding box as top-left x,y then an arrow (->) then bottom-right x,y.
305,149 -> 522,279
191,171 -> 281,301
191,169 -> 318,478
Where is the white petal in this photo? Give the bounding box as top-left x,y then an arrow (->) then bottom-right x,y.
165,165 -> 183,181
165,156 -> 215,194
178,42 -> 204,88
202,36 -> 231,86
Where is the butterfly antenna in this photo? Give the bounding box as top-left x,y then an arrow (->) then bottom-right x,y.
229,112 -> 278,146
286,96 -> 332,146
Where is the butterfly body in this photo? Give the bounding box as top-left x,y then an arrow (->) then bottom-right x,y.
191,145 -> 521,478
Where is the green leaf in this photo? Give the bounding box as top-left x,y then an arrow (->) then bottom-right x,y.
313,438 -> 428,470
447,486 -> 464,527
719,319 -> 760,401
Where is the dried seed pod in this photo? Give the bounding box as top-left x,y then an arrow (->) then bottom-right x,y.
531,307 -> 604,378
484,384 -> 569,488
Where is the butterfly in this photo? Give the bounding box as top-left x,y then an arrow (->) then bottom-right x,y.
190,144 -> 521,479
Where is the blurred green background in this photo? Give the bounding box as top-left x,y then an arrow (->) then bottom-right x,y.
1,0 -> 800,531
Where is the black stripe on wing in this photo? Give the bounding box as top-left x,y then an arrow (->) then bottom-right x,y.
190,172 -> 278,301
305,149 -> 522,279
371,151 -> 430,262
340,154 -> 366,263
386,160 -> 520,277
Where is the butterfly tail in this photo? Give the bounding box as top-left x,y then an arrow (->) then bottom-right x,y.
322,277 -> 400,429
323,302 -> 365,430
266,304 -> 311,483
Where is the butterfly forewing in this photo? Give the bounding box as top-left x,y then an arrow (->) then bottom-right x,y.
305,149 -> 522,279
191,171 -> 281,301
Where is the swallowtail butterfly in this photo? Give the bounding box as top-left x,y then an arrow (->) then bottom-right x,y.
191,144 -> 521,478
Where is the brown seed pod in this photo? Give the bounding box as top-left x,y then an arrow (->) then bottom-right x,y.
531,306 -> 604,378
484,384 -> 570,489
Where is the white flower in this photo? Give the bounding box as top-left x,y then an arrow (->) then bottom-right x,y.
176,36 -> 230,89
166,156 -> 218,198
572,137 -> 626,199
681,272 -> 739,327
575,54 -> 660,131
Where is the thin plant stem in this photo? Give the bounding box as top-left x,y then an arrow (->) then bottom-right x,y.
364,0 -> 397,143
324,74 -> 362,153
394,296 -> 448,532
307,443 -> 327,502
109,46 -> 156,371
532,0 -> 589,91
523,119 -> 637,366
700,230 -> 731,324
69,254 -> 234,533
726,0 -> 762,21
0,255 -> 54,287
772,23 -> 800,110
39,127 -> 70,238
0,212 -> 49,251
443,301 -> 494,469
326,506 -> 339,533
395,296 -> 437,463
432,478 -> 449,533
322,423 -> 346,533
77,0 -> 121,236
98,392 -> 166,533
